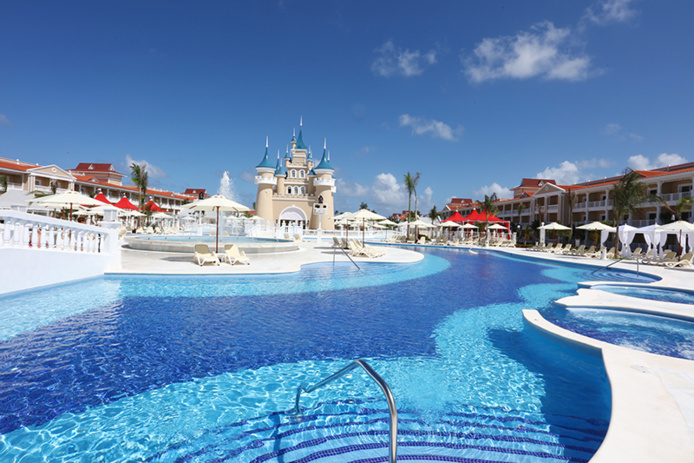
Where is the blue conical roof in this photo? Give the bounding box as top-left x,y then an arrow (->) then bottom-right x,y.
295,129 -> 307,150
256,145 -> 275,169
314,147 -> 334,171
274,154 -> 285,176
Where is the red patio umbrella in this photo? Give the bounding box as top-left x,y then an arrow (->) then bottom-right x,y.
114,196 -> 139,210
145,200 -> 163,212
443,211 -> 466,223
94,192 -> 112,205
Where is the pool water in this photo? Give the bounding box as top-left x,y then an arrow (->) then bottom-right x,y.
591,284 -> 694,305
544,308 -> 694,361
0,248 -> 625,462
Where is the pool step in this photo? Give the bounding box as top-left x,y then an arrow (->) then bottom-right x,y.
150,400 -> 607,462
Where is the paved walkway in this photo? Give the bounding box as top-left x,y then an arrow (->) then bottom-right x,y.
115,240 -> 422,274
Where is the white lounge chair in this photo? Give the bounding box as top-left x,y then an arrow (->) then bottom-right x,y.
665,252 -> 693,268
224,244 -> 250,265
194,244 -> 220,266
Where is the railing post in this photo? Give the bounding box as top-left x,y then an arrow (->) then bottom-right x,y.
2,218 -> 13,246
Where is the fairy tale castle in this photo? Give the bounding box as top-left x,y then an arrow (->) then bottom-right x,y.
254,122 -> 336,230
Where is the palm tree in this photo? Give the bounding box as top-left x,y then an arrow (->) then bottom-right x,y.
404,172 -> 415,238
411,171 -> 421,220
564,187 -> 578,240
359,201 -> 368,210
612,168 -> 651,254
130,163 -> 149,211
481,193 -> 499,242
662,196 -> 694,222
0,175 -> 7,194
516,203 -> 525,226
428,205 -> 439,223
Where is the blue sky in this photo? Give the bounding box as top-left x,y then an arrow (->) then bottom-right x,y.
1,0 -> 692,215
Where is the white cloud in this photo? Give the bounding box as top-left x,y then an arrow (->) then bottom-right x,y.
0,114 -> 13,126
353,145 -> 377,157
578,158 -> 613,169
474,183 -> 513,199
602,122 -> 643,142
536,161 -> 581,185
464,22 -> 591,83
372,173 -> 406,207
371,39 -> 437,77
125,154 -> 168,179
240,171 -> 255,183
399,114 -> 463,141
627,153 -> 688,171
337,179 -> 370,197
586,0 -> 638,25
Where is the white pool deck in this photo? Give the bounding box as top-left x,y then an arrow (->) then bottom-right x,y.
113,241 -> 694,461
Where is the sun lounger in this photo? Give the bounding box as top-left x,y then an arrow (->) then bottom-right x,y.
581,245 -> 597,257
553,243 -> 571,254
224,244 -> 250,265
630,247 -> 643,258
665,252 -> 693,268
657,250 -> 678,266
566,244 -> 584,256
194,244 -> 220,266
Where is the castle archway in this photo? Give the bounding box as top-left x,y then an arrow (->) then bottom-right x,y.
279,205 -> 307,228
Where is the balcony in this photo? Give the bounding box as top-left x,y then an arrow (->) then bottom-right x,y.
547,205 -> 559,213
255,176 -> 277,186
313,178 -> 335,187
662,191 -> 692,203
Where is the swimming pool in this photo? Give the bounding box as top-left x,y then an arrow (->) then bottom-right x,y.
0,248 -> 636,462
544,308 -> 694,361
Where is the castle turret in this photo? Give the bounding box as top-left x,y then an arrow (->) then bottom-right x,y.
274,150 -> 286,195
254,137 -> 277,221
311,139 -> 336,230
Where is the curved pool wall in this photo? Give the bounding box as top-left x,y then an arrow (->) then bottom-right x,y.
0,248 -> 619,462
584,283 -> 694,305
126,234 -> 299,254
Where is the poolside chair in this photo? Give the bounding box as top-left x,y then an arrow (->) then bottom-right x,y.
224,244 -> 250,265
194,244 -> 220,266
657,250 -> 678,266
604,247 -> 617,259
554,243 -> 571,254
580,245 -> 597,257
631,247 -> 643,258
665,252 -> 693,268
566,244 -> 584,256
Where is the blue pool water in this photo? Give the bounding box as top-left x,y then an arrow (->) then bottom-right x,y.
545,308 -> 694,360
0,248 -> 638,462
590,284 -> 694,305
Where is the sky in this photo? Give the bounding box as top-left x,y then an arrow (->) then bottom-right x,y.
1,0 -> 693,215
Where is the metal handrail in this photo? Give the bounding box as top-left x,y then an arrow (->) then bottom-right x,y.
591,256 -> 639,276
292,359 -> 397,463
333,243 -> 361,269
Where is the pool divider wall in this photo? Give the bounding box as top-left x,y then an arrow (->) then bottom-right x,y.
523,309 -> 694,463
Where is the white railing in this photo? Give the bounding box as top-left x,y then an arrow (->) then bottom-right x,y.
254,176 -> 277,186
662,191 -> 692,203
0,210 -> 115,254
547,205 -> 559,212
313,178 -> 335,187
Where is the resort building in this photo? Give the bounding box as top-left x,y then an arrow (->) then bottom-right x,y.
445,162 -> 694,228
254,124 -> 337,230
0,157 -> 197,212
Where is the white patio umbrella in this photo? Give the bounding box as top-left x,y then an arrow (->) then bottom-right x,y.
657,220 -> 694,256
539,222 -> 570,243
30,191 -> 105,221
577,221 -> 615,247
182,194 -> 252,252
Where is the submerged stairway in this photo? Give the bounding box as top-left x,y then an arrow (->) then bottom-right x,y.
149,398 -> 607,462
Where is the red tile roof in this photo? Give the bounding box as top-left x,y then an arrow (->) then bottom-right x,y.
71,163 -> 125,176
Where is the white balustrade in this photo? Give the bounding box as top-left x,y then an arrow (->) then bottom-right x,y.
0,210 -> 115,255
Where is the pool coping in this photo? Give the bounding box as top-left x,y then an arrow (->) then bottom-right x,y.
524,309 -> 694,462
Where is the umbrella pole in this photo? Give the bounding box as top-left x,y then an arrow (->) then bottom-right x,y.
216,207 -> 220,253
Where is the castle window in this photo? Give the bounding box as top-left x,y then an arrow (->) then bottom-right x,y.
300,186 -> 305,194
299,170 -> 305,178
290,169 -> 296,178
286,186 -> 291,195
293,186 -> 299,195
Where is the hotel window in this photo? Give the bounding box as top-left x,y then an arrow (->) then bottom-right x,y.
679,184 -> 692,195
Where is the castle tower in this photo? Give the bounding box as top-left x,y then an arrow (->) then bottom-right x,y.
254,138 -> 277,220
310,140 -> 336,230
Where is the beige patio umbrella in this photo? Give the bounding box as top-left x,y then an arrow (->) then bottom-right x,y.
350,209 -> 387,243
30,190 -> 105,221
182,195 -> 251,252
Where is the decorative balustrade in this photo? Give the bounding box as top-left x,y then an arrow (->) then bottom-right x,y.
0,210 -> 113,254
254,176 -> 277,186
313,177 -> 335,187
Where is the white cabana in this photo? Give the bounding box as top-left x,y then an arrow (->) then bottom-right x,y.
617,224 -> 638,257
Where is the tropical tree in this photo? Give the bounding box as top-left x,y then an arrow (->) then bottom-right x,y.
564,187 -> 578,240
428,206 -> 439,223
0,175 -> 7,194
612,168 -> 651,253
481,193 -> 499,242
411,172 -> 421,221
662,196 -> 694,222
359,201 -> 368,210
130,163 -> 149,211
516,203 -> 525,226
404,172 -> 415,238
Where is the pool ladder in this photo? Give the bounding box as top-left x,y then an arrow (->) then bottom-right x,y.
291,359 -> 397,463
